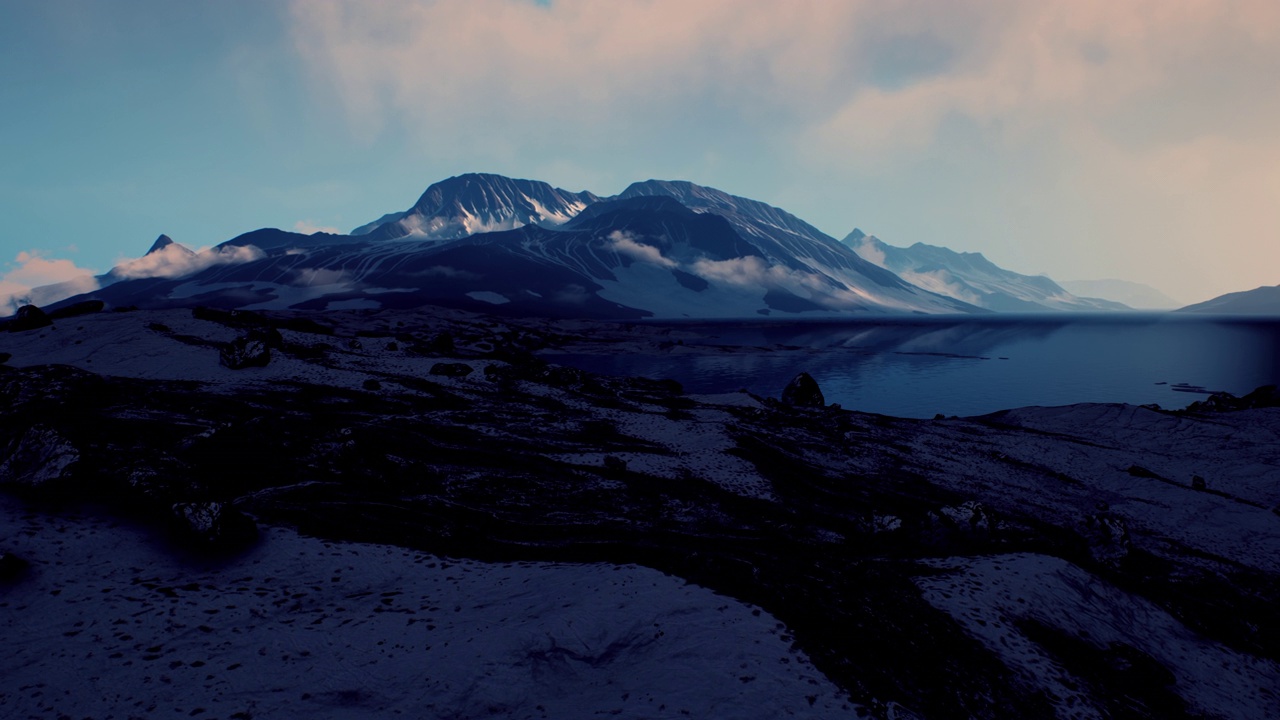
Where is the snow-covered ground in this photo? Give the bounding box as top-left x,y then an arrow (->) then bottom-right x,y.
0,496 -> 855,719
915,553 -> 1280,720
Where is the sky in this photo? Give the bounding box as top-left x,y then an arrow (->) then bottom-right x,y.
1,0 -> 1278,307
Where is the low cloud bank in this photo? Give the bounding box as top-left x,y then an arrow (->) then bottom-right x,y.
0,251 -> 100,316
111,243 -> 265,281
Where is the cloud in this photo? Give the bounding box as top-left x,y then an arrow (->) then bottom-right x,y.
111,243 -> 266,280
294,220 -> 341,235
607,231 -> 675,268
288,0 -> 1280,302
0,251 -> 100,315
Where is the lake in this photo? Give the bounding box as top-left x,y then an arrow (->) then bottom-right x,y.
548,315 -> 1280,418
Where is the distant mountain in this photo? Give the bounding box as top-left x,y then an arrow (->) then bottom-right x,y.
47,174 -> 977,319
1058,279 -> 1180,310
1177,284 -> 1280,315
844,230 -> 1128,312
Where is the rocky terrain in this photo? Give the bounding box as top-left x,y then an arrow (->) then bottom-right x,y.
2,304 -> 1279,718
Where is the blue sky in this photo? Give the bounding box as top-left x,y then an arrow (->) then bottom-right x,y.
3,0 -> 1279,305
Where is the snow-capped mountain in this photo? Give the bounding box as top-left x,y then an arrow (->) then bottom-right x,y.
48,174 -> 978,319
845,230 -> 1128,312
1058,278 -> 1181,310
350,173 -> 598,241
1177,284 -> 1280,315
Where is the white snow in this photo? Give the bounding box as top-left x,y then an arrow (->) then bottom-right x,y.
0,495 -> 856,719
915,553 -> 1280,720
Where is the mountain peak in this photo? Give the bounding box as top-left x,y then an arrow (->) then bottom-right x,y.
355,173 -> 599,241
146,235 -> 176,255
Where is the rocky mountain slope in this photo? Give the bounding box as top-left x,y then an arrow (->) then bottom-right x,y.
845,230 -> 1127,312
3,304 -> 1278,718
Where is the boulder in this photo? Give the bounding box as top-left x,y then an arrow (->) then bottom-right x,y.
48,299 -> 105,320
0,352 -> 9,364
781,372 -> 825,407
219,336 -> 270,369
0,552 -> 29,581
170,502 -> 258,550
7,305 -> 52,333
430,362 -> 474,378
0,425 -> 79,487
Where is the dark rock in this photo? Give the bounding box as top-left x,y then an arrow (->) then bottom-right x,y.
0,425 -> 79,486
1191,475 -> 1206,490
430,362 -> 473,378
7,305 -> 52,333
362,379 -> 382,391
1083,513 -> 1130,563
273,317 -> 334,336
219,337 -> 271,369
247,325 -> 284,349
0,552 -> 29,581
426,332 -> 456,355
386,341 -> 399,351
781,372 -> 824,407
48,300 -> 105,320
0,352 -> 9,364
603,455 -> 627,476
147,322 -> 172,333
170,502 -> 258,550
347,339 -> 363,350
1186,385 -> 1280,413
1127,465 -> 1163,479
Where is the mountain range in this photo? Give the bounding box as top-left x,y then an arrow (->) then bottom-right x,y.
843,231 -> 1127,312
24,172 -> 1258,319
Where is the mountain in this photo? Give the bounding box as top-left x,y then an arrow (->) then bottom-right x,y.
844,230 -> 1129,312
351,172 -> 598,241
47,174 -> 978,319
1177,284 -> 1280,315
1058,279 -> 1181,310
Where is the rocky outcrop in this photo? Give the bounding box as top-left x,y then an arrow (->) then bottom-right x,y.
48,299 -> 105,321
170,502 -> 258,550
1186,384 -> 1280,412
5,305 -> 52,333
0,551 -> 28,581
429,362 -> 473,378
781,372 -> 825,407
219,336 -> 271,369
0,425 -> 79,487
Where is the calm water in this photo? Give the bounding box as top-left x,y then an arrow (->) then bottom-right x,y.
549,315 -> 1280,418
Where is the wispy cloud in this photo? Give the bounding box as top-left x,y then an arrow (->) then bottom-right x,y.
111,243 -> 265,281
0,251 -> 100,315
607,231 -> 676,268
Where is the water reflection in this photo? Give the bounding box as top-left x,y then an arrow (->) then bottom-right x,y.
551,316 -> 1280,418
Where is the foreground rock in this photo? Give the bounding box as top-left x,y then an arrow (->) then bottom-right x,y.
0,307 -> 1277,719
781,371 -> 825,407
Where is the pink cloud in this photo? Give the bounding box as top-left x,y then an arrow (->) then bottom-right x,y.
0,252 -> 100,315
